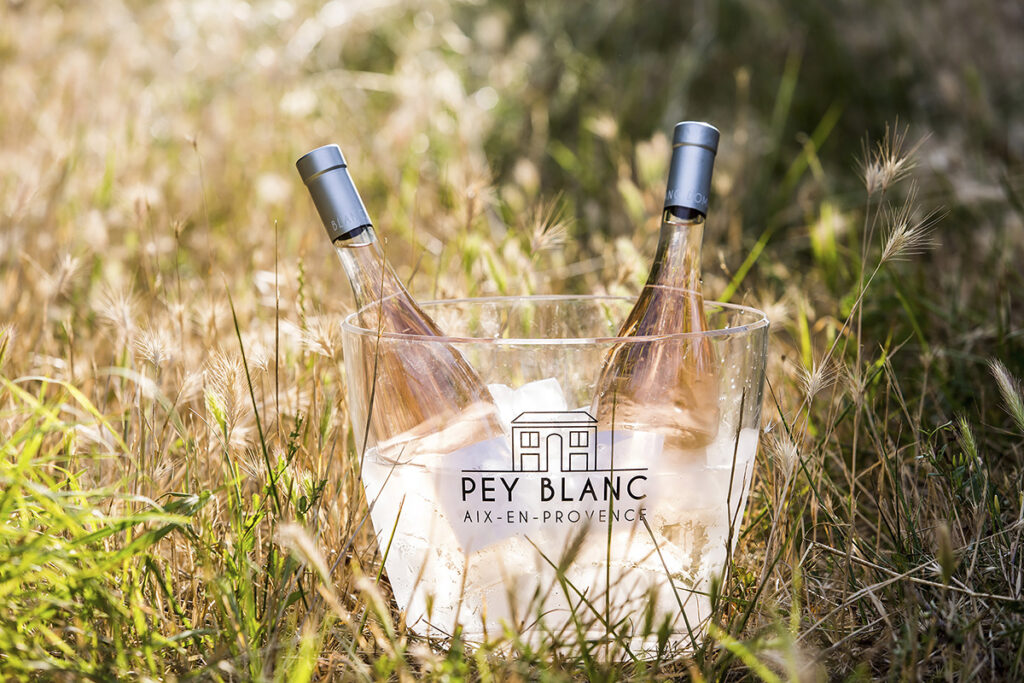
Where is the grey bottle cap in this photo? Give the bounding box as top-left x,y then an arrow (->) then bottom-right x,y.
296,144 -> 372,241
663,121 -> 720,216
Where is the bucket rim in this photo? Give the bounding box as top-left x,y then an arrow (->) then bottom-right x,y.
340,294 -> 769,345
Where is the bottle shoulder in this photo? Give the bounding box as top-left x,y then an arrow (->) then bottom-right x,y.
356,292 -> 444,336
616,285 -> 709,337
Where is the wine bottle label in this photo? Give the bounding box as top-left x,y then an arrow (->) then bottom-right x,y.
438,415 -> 663,554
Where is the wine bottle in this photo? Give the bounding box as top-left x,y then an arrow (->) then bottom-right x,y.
297,144 -> 503,461
592,122 -> 721,451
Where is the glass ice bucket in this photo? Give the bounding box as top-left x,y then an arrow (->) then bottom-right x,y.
341,295 -> 768,654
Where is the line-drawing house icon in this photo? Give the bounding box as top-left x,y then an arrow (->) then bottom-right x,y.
510,411 -> 599,472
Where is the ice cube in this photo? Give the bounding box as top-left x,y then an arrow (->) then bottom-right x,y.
488,377 -> 568,427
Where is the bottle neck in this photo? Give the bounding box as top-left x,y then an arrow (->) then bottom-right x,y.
332,226 -> 410,311
645,207 -> 705,293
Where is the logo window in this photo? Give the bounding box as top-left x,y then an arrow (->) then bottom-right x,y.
519,431 -> 540,448
569,430 -> 589,448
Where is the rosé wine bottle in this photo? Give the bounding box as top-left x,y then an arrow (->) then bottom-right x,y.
592,122 -> 721,452
297,145 -> 503,462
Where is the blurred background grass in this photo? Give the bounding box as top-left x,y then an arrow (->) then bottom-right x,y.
1,0 -> 1023,680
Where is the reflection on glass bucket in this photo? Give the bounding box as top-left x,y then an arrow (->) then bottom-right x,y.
341,295 -> 769,655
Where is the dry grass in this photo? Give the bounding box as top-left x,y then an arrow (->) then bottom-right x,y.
2,0 -> 1023,680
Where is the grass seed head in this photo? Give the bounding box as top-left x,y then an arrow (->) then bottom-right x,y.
134,326 -> 174,368
860,121 -> 924,195
989,359 -> 1024,433
96,285 -> 138,342
40,252 -> 81,300
798,358 -> 841,402
300,314 -> 341,360
880,184 -> 942,263
205,353 -> 255,448
527,195 -> 572,253
767,429 -> 801,479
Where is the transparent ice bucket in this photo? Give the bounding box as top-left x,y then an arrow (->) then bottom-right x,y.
341,295 -> 768,654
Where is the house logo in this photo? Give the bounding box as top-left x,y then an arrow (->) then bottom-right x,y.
460,410 -> 645,475
511,411 -> 599,473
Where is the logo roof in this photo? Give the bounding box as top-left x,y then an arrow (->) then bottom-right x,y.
511,411 -> 597,424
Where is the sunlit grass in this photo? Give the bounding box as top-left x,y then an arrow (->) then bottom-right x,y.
2,0 -> 1023,680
